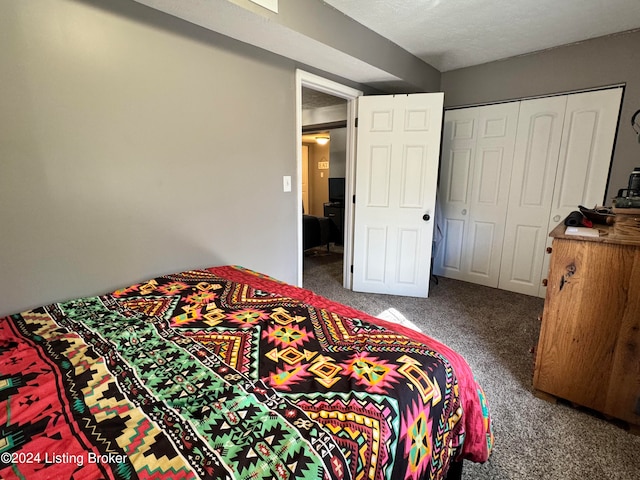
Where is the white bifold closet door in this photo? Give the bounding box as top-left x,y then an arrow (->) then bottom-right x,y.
435,87 -> 622,297
499,88 -> 622,296
497,96 -> 567,295
536,88 -> 622,297
435,102 -> 519,287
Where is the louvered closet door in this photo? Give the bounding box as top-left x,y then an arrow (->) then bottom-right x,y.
537,87 -> 623,297
498,96 -> 568,296
434,102 -> 519,286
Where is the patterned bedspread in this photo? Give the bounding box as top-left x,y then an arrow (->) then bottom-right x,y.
0,266 -> 493,480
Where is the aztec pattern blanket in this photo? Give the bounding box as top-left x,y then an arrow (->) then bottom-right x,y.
0,266 -> 493,480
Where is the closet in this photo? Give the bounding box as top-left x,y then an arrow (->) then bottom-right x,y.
434,87 -> 623,297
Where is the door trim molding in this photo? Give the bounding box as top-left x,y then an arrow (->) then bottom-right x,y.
295,70 -> 362,288
445,83 -> 625,111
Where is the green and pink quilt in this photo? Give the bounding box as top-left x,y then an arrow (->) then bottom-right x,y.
0,266 -> 493,480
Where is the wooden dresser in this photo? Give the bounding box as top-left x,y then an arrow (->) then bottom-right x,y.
533,214 -> 640,428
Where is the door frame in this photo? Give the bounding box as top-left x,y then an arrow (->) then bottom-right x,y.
295,70 -> 363,288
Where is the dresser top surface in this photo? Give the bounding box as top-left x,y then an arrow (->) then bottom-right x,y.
551,214 -> 640,246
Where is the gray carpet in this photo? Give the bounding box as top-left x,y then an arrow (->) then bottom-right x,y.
303,249 -> 640,480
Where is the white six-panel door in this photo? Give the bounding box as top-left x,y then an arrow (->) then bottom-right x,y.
352,93 -> 443,297
434,102 -> 519,287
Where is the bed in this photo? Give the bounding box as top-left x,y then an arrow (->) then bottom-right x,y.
0,265 -> 493,480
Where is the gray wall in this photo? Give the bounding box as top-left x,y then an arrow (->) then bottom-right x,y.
226,0 -> 440,93
3,0 -> 635,316
275,0 -> 440,92
0,0 -> 305,316
441,30 -> 640,203
329,128 -> 347,178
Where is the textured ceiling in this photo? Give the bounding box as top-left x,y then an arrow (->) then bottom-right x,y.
302,89 -> 347,109
324,0 -> 640,71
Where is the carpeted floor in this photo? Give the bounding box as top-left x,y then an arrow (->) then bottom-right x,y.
303,248 -> 640,480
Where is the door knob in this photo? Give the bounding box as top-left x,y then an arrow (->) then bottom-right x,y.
553,215 -> 561,222
461,209 -> 467,215
422,214 -> 430,221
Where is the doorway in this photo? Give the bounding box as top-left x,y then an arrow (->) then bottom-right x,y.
301,124 -> 347,287
295,70 -> 362,289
